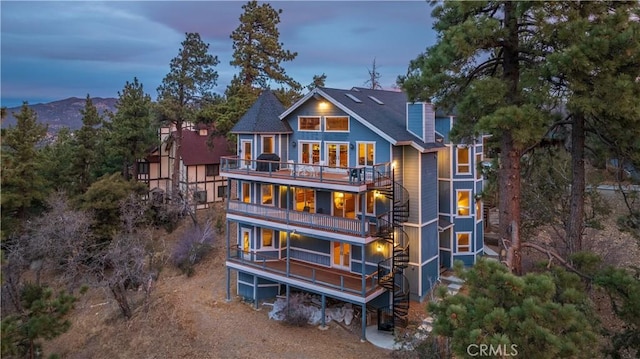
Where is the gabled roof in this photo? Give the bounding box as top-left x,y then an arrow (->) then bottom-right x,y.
181,130 -> 233,166
280,87 -> 444,152
231,90 -> 292,134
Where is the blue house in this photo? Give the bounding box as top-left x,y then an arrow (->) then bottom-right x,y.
220,87 -> 484,340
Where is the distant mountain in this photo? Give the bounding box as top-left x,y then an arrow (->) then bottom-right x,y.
2,97 -> 118,132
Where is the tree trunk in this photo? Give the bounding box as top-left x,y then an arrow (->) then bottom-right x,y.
500,134 -> 522,275
500,1 -> 523,274
566,113 -> 585,255
171,122 -> 183,197
110,282 -> 132,319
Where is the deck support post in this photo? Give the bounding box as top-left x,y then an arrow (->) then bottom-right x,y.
361,244 -> 366,294
286,232 -> 290,277
361,303 -> 367,342
320,294 -> 327,328
253,275 -> 259,309
225,267 -> 231,302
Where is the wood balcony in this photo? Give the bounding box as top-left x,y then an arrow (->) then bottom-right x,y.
227,245 -> 383,302
220,156 -> 391,187
227,200 -> 377,238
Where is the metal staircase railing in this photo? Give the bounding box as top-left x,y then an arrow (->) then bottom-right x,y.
373,169 -> 410,331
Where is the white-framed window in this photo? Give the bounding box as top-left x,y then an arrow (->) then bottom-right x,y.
298,116 -> 321,131
241,228 -> 252,259
300,141 -> 320,164
457,232 -> 471,253
261,184 -> 273,205
475,153 -> 482,178
261,228 -> 274,248
357,142 -> 375,166
262,135 -> 275,154
242,182 -> 251,204
241,140 -> 252,168
357,191 -> 375,215
294,187 -> 315,212
456,190 -> 471,216
325,116 -> 349,132
456,146 -> 471,174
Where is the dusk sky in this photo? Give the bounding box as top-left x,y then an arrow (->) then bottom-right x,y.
1,1 -> 436,108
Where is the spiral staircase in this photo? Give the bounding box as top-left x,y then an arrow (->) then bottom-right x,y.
373,169 -> 410,331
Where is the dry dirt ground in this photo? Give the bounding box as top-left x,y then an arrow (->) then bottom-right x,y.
43,188 -> 638,358
42,223 -> 401,359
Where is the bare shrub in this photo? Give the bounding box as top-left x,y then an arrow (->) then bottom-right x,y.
282,293 -> 311,327
170,220 -> 214,276
24,191 -> 95,290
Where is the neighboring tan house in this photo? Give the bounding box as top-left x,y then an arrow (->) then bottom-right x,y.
220,87 -> 485,340
138,123 -> 233,209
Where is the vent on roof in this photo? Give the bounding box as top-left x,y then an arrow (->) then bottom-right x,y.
345,93 -> 362,103
368,95 -> 384,105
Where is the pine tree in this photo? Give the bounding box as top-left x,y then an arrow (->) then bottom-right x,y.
540,1 -> 640,254
399,1 -> 551,273
1,283 -> 76,358
429,259 -> 597,358
230,0 -> 299,89
306,73 -> 327,91
157,32 -> 219,195
40,128 -> 77,194
0,102 -> 48,233
72,95 -> 104,194
212,0 -> 300,139
107,77 -> 155,180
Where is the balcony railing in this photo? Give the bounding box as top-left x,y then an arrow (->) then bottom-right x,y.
228,245 -> 380,297
220,156 -> 391,186
227,200 -> 371,237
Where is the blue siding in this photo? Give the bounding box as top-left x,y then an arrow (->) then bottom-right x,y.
476,180 -> 483,194
407,103 -> 424,140
283,100 -> 392,165
476,221 -> 484,252
421,221 -> 439,260
421,258 -> 439,298
290,235 -> 330,253
439,250 -> 452,268
435,117 -> 452,143
290,248 -> 330,266
439,181 -> 451,213
316,190 -> 331,215
453,255 -> 476,267
454,218 -> 475,233
421,152 -> 438,222
351,262 -> 378,276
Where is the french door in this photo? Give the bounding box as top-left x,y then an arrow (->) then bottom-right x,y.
326,143 -> 348,171
332,242 -> 351,270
